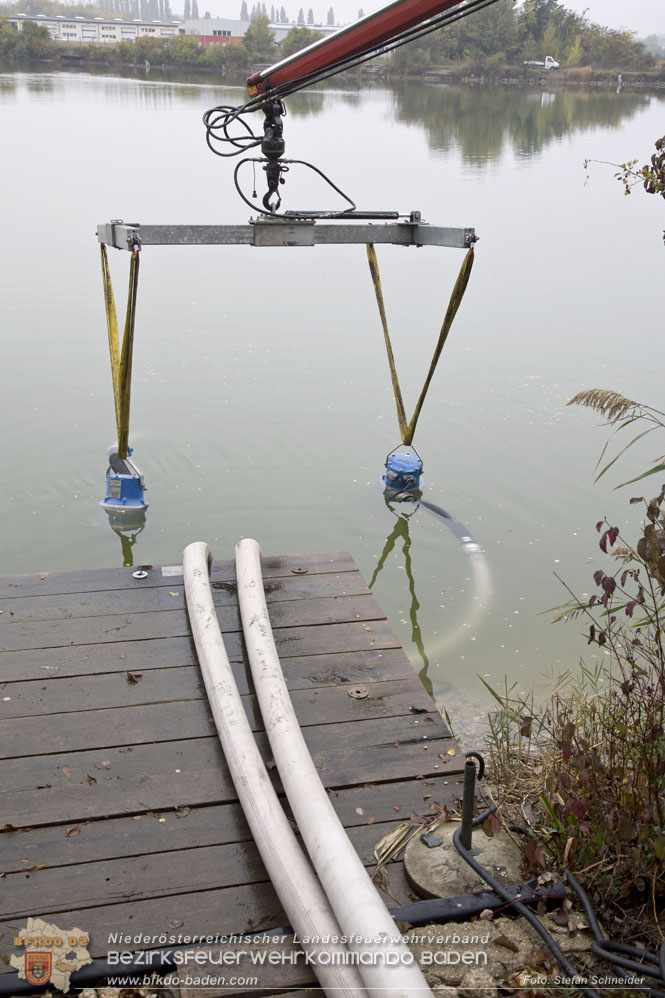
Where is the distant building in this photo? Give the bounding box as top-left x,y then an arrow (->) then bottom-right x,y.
181,16 -> 248,48
180,16 -> 340,47
6,12 -> 180,44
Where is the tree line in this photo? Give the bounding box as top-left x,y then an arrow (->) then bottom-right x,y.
389,0 -> 657,74
241,1 -> 335,25
0,0 -> 660,73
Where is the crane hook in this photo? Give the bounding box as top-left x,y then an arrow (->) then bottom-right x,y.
261,99 -> 286,213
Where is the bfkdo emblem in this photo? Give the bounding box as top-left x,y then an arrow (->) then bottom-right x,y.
25,952 -> 52,985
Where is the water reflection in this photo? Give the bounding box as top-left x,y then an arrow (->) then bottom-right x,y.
25,75 -> 54,95
389,83 -> 656,163
370,487 -> 491,701
369,489 -> 432,697
105,506 -> 147,567
287,90 -> 326,117
0,74 -> 17,97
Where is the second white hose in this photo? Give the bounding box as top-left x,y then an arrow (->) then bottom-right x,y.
235,538 -> 434,998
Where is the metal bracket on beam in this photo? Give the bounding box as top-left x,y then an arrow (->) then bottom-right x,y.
96,218 -> 476,251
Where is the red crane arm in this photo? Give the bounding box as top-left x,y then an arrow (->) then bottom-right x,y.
247,0 -> 465,97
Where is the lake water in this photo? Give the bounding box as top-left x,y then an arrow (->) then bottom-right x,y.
1,68 -> 663,735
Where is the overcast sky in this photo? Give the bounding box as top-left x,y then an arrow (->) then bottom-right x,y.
532,0 -> 662,37
201,0 -> 662,34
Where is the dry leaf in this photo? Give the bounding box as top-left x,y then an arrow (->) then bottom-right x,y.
26,863 -> 47,872
368,816 -> 375,825
169,592 -> 180,597
364,625 -> 372,631
126,671 -> 143,684
86,774 -> 97,785
175,807 -> 191,818
494,933 -> 519,952
479,909 -> 494,920
94,760 -> 111,770
66,825 -> 80,837
393,806 -> 401,812
168,920 -> 183,929
62,766 -> 72,780
447,748 -> 456,756
355,807 -> 364,816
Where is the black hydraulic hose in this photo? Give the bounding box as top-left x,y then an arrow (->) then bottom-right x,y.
452,807 -> 601,998
566,869 -> 665,997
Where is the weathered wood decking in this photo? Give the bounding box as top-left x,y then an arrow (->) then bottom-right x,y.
0,550 -> 466,995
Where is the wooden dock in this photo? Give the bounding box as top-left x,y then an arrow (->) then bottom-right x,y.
0,550 -> 466,994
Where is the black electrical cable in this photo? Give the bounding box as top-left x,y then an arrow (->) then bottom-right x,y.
232,155 -> 361,217
566,869 -> 665,997
453,806 -> 601,998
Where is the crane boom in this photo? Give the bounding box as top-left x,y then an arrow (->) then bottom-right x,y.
247,0 -> 470,97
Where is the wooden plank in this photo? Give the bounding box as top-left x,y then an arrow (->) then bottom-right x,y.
0,879 -> 290,961
2,676 -> 434,756
0,840 -> 415,963
0,552 -> 356,599
0,777 -> 458,873
0,594 -> 386,653
0,620 -> 401,683
0,667 -> 431,724
1,731 -> 461,828
0,641 -> 411,687
2,822 -> 409,919
0,652 -> 417,716
2,713 -> 451,790
0,572 -> 369,624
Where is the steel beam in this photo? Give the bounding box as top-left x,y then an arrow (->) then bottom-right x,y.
96,219 -> 475,251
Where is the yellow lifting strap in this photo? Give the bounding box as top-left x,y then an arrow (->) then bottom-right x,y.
100,242 -> 140,461
366,242 -> 474,446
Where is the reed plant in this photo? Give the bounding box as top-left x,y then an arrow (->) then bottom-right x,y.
483,392 -> 665,942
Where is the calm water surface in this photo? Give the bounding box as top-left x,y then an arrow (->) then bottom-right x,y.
1,69 -> 663,732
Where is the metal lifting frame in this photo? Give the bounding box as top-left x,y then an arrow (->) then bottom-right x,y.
96,216 -> 476,251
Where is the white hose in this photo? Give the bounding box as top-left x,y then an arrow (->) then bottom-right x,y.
235,538 -> 435,998
183,542 -> 367,998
